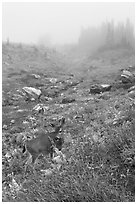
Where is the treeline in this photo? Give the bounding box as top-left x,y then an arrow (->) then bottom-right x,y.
77,19 -> 135,54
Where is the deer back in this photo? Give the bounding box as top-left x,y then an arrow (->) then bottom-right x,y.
26,131 -> 52,155
26,117 -> 65,155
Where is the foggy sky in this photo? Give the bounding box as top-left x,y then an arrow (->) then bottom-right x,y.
2,2 -> 135,45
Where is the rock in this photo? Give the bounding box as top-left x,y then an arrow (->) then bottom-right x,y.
17,109 -> 26,113
128,86 -> 135,92
3,124 -> 8,130
90,84 -> 111,94
31,74 -> 41,79
10,120 -> 15,124
61,97 -> 75,104
22,87 -> 41,98
90,84 -> 104,94
30,98 -> 35,101
5,152 -> 12,159
128,90 -> 135,100
128,85 -> 135,102
49,78 -> 58,83
121,70 -> 134,84
33,104 -> 49,115
46,78 -> 58,83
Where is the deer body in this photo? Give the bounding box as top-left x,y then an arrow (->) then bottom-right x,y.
24,118 -> 65,173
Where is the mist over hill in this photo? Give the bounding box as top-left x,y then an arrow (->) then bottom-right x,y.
56,19 -> 134,57
2,3 -> 135,202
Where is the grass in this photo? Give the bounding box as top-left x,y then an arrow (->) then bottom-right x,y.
2,43 -> 135,202
2,90 -> 135,202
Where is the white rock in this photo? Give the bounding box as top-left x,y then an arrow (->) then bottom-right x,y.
31,74 -> 41,79
128,90 -> 135,99
22,87 -> 41,97
11,120 -> 15,124
101,84 -> 111,88
3,124 -> 8,130
5,152 -> 11,158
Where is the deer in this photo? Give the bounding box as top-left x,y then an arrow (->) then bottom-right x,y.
22,117 -> 65,174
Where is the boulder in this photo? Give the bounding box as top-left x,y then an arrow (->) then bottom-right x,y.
31,74 -> 41,79
22,87 -> 41,99
90,84 -> 111,94
3,124 -> 8,130
121,70 -> 134,84
128,86 -> 135,92
128,90 -> 135,100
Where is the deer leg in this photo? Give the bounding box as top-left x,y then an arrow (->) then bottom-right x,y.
50,151 -> 54,159
31,153 -> 39,174
50,146 -> 55,159
24,153 -> 32,175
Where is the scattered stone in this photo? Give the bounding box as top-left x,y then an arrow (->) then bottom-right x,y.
10,120 -> 15,124
128,86 -> 135,92
121,70 -> 134,84
128,90 -> 135,100
5,152 -> 12,159
16,109 -> 26,113
46,78 -> 58,83
127,86 -> 135,100
3,125 -> 8,130
90,84 -> 112,94
23,121 -> 29,125
31,74 -> 41,79
61,97 -> 75,104
22,87 -> 42,99
33,104 -> 50,115
30,98 -> 35,101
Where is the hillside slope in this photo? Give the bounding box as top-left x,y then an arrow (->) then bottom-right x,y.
2,43 -> 135,202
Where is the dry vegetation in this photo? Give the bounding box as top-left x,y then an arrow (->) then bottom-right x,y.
2,40 -> 135,202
